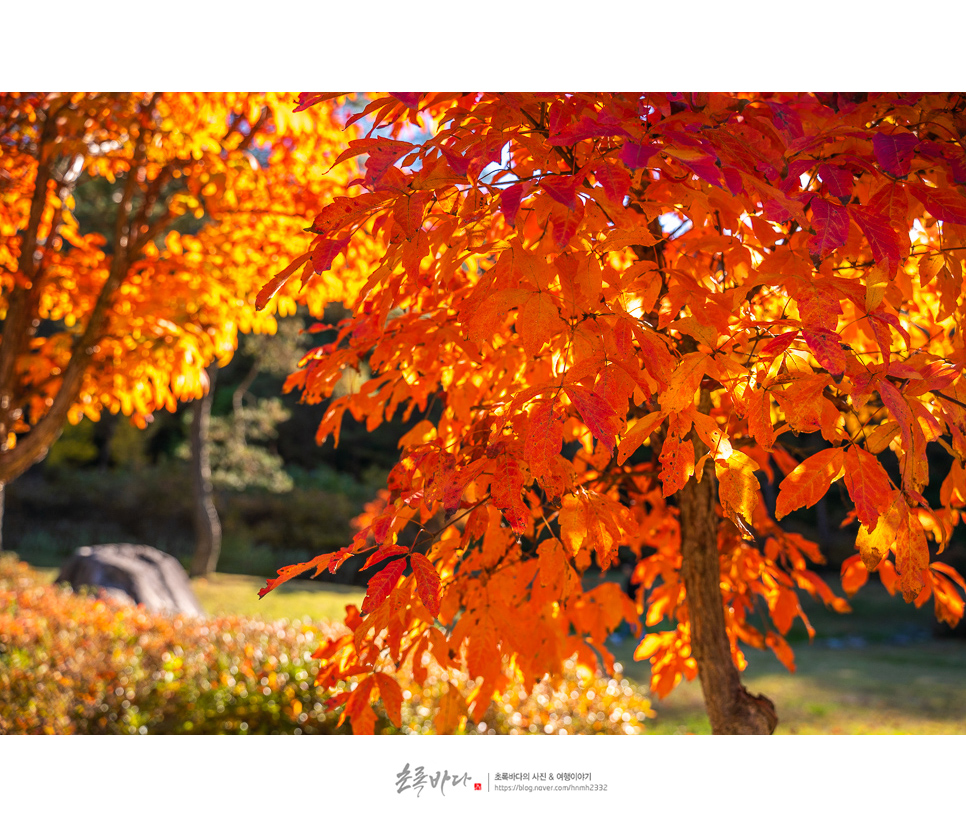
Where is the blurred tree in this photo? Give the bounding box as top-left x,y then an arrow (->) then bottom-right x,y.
0,92 -> 375,564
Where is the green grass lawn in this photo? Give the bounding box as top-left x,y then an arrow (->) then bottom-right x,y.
34,565 -> 364,624
33,559 -> 966,734
192,572 -> 364,622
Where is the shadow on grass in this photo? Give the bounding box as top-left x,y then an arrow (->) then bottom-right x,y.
610,577 -> 966,734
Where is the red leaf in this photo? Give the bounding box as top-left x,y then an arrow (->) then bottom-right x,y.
255,252 -> 310,311
760,330 -> 800,356
311,236 -> 350,274
440,146 -> 469,177
294,92 -> 343,113
850,206 -> 901,273
679,155 -> 724,188
389,92 -> 422,110
809,197 -> 850,258
543,175 -> 579,210
361,558 -> 407,614
411,552 -> 441,618
552,205 -> 582,249
593,161 -> 630,204
393,192 -> 431,239
549,114 -> 630,146
910,185 -> 966,225
804,328 -> 847,379
878,379 -> 913,451
566,384 -> 621,452
258,549 -> 345,597
500,182 -> 526,226
621,141 -> 659,170
361,543 -> 408,571
872,132 -> 918,178
490,449 -> 529,533
817,163 -> 853,204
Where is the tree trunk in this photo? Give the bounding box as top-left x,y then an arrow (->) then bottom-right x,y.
189,365 -> 222,578
678,391 -> 778,735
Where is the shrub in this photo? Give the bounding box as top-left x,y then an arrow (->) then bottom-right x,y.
0,558 -> 653,734
0,557 -> 346,734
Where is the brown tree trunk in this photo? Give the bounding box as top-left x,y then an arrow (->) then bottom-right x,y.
189,365 -> 222,578
678,390 -> 778,735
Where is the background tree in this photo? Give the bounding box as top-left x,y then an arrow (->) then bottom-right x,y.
262,92 -> 966,734
0,92 -> 375,566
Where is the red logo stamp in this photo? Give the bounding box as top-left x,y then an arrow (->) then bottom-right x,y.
474,783 -> 482,791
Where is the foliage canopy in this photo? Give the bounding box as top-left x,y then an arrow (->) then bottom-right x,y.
260,92 -> 966,733
0,92 -> 375,486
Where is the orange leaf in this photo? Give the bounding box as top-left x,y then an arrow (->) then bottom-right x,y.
411,552 -> 441,618
559,493 -> 587,557
490,446 -> 529,533
373,671 -> 404,727
525,399 -> 563,478
841,554 -> 870,596
896,507 -> 929,602
716,454 -> 760,532
434,685 -> 467,734
617,410 -> 665,465
766,632 -> 796,672
775,447 -> 844,520
518,292 -> 561,356
255,251 -> 311,311
659,433 -> 695,497
843,445 -> 894,529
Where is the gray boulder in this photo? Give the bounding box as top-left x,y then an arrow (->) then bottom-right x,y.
55,544 -> 205,617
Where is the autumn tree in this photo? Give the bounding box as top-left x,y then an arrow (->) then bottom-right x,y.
0,92 -> 374,567
261,92 -> 966,734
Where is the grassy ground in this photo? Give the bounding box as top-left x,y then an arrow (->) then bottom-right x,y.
35,566 -> 364,624
191,573 -> 363,622
34,559 -> 966,734
609,580 -> 966,734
